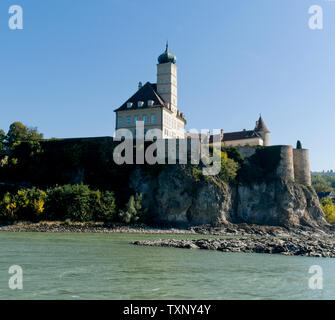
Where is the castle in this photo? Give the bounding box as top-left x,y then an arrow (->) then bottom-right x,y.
114,44 -> 270,147
113,44 -> 311,186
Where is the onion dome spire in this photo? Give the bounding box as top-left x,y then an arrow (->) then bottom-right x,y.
158,42 -> 177,64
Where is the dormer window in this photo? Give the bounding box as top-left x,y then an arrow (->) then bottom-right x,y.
127,102 -> 133,108
138,101 -> 144,107
148,100 -> 154,107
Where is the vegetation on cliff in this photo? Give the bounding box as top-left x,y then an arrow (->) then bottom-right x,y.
0,184 -> 149,224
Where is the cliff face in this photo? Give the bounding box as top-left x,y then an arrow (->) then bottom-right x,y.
235,181 -> 327,228
130,166 -> 234,225
130,165 -> 328,228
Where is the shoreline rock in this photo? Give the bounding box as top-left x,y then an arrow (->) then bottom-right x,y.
132,236 -> 335,258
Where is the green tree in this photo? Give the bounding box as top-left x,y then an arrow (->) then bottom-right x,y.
6,122 -> 43,147
0,129 -> 6,152
321,197 -> 335,224
296,140 -> 302,149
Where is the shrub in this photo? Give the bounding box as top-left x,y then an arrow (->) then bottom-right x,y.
320,197 -> 335,224
0,185 -> 117,222
46,184 -> 117,222
0,188 -> 47,221
119,193 -> 147,224
219,152 -> 239,183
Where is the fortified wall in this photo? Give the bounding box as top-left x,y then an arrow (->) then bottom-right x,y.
142,139 -> 312,186
32,137 -> 312,187
237,145 -> 311,186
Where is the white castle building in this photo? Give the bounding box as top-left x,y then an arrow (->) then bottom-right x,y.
114,44 -> 270,147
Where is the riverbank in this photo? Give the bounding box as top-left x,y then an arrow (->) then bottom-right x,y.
0,221 -> 195,234
0,220 -> 330,237
2,221 -> 335,258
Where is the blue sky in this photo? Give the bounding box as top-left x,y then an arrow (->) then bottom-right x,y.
0,0 -> 334,171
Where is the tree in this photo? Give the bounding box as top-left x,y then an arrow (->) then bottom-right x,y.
321,197 -> 335,224
6,122 -> 43,147
0,129 -> 6,152
296,140 -> 302,149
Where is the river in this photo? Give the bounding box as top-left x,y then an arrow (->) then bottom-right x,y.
0,232 -> 334,299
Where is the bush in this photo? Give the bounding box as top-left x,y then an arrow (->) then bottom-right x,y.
321,197 -> 335,224
119,193 -> 147,224
219,152 -> 239,183
0,188 -> 47,221
0,184 -> 117,222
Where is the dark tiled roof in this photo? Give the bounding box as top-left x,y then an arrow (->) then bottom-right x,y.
206,130 -> 261,143
114,82 -> 165,112
222,130 -> 261,142
254,116 -> 269,132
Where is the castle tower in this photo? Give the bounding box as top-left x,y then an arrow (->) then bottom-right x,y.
157,43 -> 178,114
293,148 -> 312,186
255,115 -> 270,146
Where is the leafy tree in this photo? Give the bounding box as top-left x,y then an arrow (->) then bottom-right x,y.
296,140 -> 302,149
6,122 -> 43,148
321,197 -> 335,224
219,151 -> 239,183
313,184 -> 334,194
0,129 -> 6,152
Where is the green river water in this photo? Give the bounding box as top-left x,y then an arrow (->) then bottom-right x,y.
0,232 -> 334,300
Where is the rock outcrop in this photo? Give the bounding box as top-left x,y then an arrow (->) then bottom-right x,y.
235,180 -> 327,228
132,235 -> 335,258
130,166 -> 234,225
130,165 -> 328,228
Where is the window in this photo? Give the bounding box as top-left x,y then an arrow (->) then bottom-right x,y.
134,116 -> 139,124
143,115 -> 147,124
148,100 -> 154,107
138,101 -> 144,107
151,114 -> 155,124
118,117 -> 122,126
126,117 -> 131,125
127,102 -> 133,108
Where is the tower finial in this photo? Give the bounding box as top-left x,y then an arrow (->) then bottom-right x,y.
166,41 -> 168,51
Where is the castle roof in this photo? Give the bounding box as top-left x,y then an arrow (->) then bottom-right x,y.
254,116 -> 270,132
114,81 -> 186,123
207,130 -> 261,143
114,82 -> 166,112
222,130 -> 262,142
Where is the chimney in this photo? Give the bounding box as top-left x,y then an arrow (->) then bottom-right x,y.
138,82 -> 142,90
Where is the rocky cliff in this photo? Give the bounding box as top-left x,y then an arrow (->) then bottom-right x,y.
130,165 -> 328,228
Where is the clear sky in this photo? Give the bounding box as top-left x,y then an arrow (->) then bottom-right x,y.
0,0 -> 334,171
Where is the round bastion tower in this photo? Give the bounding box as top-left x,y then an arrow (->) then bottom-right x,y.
293,148 -> 312,186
